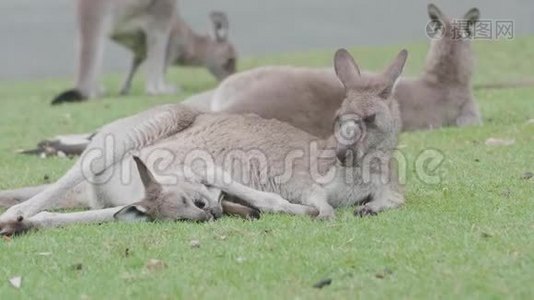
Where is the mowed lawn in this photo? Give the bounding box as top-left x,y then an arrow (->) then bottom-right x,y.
0,36 -> 533,299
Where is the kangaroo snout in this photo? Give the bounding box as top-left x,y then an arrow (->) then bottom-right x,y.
193,209 -> 214,222
205,205 -> 223,220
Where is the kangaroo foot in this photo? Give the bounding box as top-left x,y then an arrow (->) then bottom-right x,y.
51,89 -> 87,105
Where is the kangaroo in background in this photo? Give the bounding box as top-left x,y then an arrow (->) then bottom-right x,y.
196,4 -> 481,133
396,4 -> 481,130
0,49 -> 407,236
52,0 -> 237,105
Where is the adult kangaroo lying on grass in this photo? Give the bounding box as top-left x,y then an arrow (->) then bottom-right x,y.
52,0 -> 237,105
1,49 -> 408,236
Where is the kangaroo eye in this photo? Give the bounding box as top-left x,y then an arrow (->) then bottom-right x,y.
364,114 -> 376,124
224,58 -> 236,71
194,199 -> 206,209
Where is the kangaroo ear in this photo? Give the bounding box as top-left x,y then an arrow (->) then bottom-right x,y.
210,11 -> 229,42
463,8 -> 480,35
133,156 -> 162,195
427,3 -> 445,23
464,8 -> 480,24
384,49 -> 408,84
380,49 -> 408,98
334,49 -> 361,89
114,204 -> 150,222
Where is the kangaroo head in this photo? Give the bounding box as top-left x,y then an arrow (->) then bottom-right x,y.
204,11 -> 237,81
427,4 -> 480,40
114,157 -> 222,222
333,49 -> 407,166
425,4 -> 479,82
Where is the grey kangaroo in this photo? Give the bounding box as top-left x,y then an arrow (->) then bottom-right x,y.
1,49 -> 408,236
195,3 -> 482,133
52,0 -> 237,105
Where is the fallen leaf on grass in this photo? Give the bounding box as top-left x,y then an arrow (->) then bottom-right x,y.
145,259 -> 167,272
485,138 -> 515,147
313,278 -> 332,289
9,276 -> 22,289
120,272 -> 146,282
501,188 -> 512,198
375,268 -> 393,279
63,113 -> 72,121
80,294 -> 90,300
189,240 -> 201,248
481,232 -> 493,238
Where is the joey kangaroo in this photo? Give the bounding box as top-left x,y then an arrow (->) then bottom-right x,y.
0,49 -> 408,236
52,0 -> 237,105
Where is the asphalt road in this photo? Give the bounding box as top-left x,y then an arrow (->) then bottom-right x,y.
0,0 -> 532,80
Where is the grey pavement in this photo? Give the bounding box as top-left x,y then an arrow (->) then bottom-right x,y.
0,0 -> 532,80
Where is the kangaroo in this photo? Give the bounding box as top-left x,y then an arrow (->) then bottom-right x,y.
189,4 -> 482,133
52,0 -> 237,105
396,4 -> 481,130
0,49 -> 407,236
0,156 -> 261,234
0,169 -> 261,221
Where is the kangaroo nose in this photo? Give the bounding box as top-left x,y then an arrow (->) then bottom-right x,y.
336,144 -> 349,163
336,146 -> 356,165
194,210 -> 213,222
206,206 -> 223,219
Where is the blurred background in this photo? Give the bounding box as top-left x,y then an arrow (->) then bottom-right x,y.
0,0 -> 532,80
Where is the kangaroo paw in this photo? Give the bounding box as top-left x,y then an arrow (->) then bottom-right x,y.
306,207 -> 320,218
245,207 -> 261,220
221,201 -> 261,220
51,89 -> 87,105
354,206 -> 378,217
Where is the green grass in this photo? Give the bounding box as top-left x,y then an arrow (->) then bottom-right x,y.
1,36 -> 534,299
